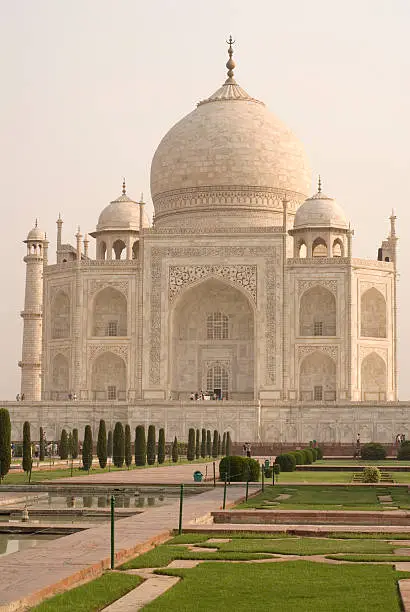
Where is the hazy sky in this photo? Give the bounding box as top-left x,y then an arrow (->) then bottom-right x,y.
1,0 -> 409,399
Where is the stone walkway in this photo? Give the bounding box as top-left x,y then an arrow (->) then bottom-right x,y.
0,462 -> 251,611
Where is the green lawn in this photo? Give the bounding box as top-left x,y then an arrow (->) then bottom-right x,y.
315,459 -> 410,466
143,562 -> 409,611
31,572 -> 141,612
327,554 -> 410,562
237,484 -> 410,510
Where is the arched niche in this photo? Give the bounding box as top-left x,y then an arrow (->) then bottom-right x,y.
298,240 -> 307,259
52,353 -> 69,399
91,287 -> 127,337
361,352 -> 386,400
299,350 -> 336,401
170,277 -> 254,400
99,241 -> 107,260
112,239 -> 126,260
299,286 -> 336,336
312,237 -> 328,257
332,238 -> 344,257
361,288 -> 386,338
51,292 -> 70,339
91,352 -> 126,400
132,240 -> 139,259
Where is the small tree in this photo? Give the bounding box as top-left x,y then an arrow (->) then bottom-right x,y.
147,425 -> 156,465
113,422 -> 125,468
22,421 -> 32,476
39,426 -> 45,461
107,430 -> 113,460
206,430 -> 212,457
212,430 -> 218,458
226,431 -> 232,456
195,429 -> 201,459
135,425 -> 146,466
0,408 -> 11,480
158,428 -> 165,464
201,428 -> 206,458
72,428 -> 79,459
125,424 -> 132,468
60,429 -> 69,460
222,432 -> 227,456
172,436 -> 178,462
187,428 -> 195,461
82,425 -> 93,471
97,419 -> 107,469
217,432 -> 221,456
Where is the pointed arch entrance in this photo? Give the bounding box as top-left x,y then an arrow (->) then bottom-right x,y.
170,277 -> 255,400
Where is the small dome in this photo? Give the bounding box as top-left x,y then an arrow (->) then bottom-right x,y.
293,191 -> 347,230
97,193 -> 149,232
26,222 -> 45,241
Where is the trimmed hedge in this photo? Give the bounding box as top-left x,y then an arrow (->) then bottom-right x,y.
361,442 -> 387,460
316,446 -> 324,460
397,441 -> 410,460
275,453 -> 296,472
303,448 -> 314,464
219,456 -> 260,482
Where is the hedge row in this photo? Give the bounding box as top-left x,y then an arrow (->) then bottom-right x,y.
219,456 -> 261,482
275,446 -> 323,472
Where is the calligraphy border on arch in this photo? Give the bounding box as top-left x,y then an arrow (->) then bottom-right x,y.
149,246 -> 277,386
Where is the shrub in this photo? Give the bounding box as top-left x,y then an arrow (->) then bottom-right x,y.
304,448 -> 314,464
264,466 -> 273,478
244,457 -> 260,481
125,424 -> 132,468
201,429 -> 206,458
212,430 -> 218,458
226,432 -> 232,457
60,429 -> 69,460
172,436 -> 178,462
39,426 -> 45,461
363,466 -> 381,483
206,430 -> 212,457
72,428 -> 79,459
82,425 -> 93,471
219,456 -> 260,482
275,453 -> 296,472
361,442 -> 387,460
147,425 -> 156,465
310,447 -> 318,461
195,429 -> 200,459
97,419 -> 107,468
158,428 -> 165,464
316,446 -> 324,460
289,450 -> 304,465
397,441 -> 410,460
221,432 -> 226,456
22,421 -> 32,475
113,422 -> 125,468
187,428 -> 195,461
135,425 -> 146,466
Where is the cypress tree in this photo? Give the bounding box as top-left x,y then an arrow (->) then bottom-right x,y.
97,419 -> 107,469
68,432 -> 73,457
217,432 -> 221,456
113,422 -> 125,468
60,429 -> 69,460
0,409 -> 11,479
172,436 -> 178,462
212,430 -> 218,458
135,425 -> 146,466
125,424 -> 132,468
201,428 -> 206,458
72,428 -> 79,459
187,428 -> 195,461
147,425 -> 156,465
195,429 -> 200,459
107,430 -> 113,459
22,421 -> 32,475
226,431 -> 232,456
206,430 -> 212,457
39,426 -> 45,461
222,432 -> 227,456
158,428 -> 165,464
82,425 -> 93,471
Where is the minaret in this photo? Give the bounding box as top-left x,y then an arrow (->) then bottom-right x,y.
19,221 -> 46,400
56,214 -> 63,263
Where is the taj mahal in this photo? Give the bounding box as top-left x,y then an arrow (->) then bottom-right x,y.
7,40 -> 406,447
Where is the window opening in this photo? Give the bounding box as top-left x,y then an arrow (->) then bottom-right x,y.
314,321 -> 323,336
314,386 -> 323,401
107,321 -> 118,337
207,312 -> 228,340
107,385 -> 117,400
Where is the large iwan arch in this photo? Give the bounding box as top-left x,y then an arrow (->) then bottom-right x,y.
299,286 -> 336,336
170,277 -> 255,400
51,353 -> 69,399
51,292 -> 70,339
299,351 -> 336,401
361,352 -> 386,400
361,288 -> 386,338
91,287 -> 127,337
91,352 -> 126,400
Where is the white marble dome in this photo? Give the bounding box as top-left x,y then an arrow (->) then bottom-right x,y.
150,63 -> 311,229
26,223 -> 45,241
97,193 -> 149,232
294,190 -> 348,230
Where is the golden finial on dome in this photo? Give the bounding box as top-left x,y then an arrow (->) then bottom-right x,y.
122,177 -> 126,195
225,35 -> 236,83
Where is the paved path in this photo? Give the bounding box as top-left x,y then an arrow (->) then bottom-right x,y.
0,465 -> 252,612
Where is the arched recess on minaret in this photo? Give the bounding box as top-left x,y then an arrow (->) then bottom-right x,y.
51,291 -> 71,339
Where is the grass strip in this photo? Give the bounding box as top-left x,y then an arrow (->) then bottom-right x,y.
326,554 -> 410,562
119,545 -> 274,569
326,532 -> 410,540
169,532 -> 294,544
141,561 -> 409,611
31,572 -> 141,612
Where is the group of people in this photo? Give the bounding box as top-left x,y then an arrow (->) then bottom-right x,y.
396,433 -> 406,445
242,442 -> 252,458
15,394 -> 25,401
189,391 -> 223,401
68,392 -> 78,400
